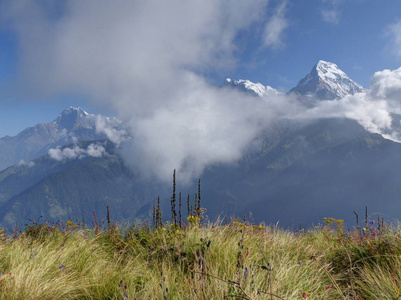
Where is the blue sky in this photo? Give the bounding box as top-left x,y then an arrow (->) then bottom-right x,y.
0,0 -> 401,138
226,0 -> 401,90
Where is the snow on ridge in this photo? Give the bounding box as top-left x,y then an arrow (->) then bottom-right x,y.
315,60 -> 365,94
63,106 -> 91,116
225,78 -> 281,97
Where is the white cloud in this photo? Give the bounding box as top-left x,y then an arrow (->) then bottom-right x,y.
296,93 -> 392,136
263,1 -> 288,49
121,78 -> 299,182
48,146 -> 85,161
370,67 -> 401,112
95,115 -> 129,145
48,143 -> 107,161
86,144 -> 107,158
2,0 -> 275,182
1,1 -> 269,104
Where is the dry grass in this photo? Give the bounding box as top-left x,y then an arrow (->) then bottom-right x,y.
0,219 -> 399,299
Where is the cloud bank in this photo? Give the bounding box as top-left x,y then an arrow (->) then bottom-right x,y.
2,1 -> 401,183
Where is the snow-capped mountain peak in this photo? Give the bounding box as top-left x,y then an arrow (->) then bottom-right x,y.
54,107 -> 95,130
57,106 -> 91,119
288,60 -> 365,100
224,78 -> 281,97
0,107 -> 126,171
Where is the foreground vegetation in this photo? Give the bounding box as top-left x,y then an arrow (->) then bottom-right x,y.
0,215 -> 401,299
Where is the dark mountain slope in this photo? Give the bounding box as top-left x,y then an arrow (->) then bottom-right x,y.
202,118 -> 401,227
0,140 -> 166,229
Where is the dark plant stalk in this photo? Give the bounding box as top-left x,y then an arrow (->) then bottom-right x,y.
353,210 -> 359,234
171,169 -> 177,224
157,195 -> 161,228
198,178 -> 201,219
194,192 -> 198,218
365,206 -> 368,235
153,204 -> 156,227
378,214 -> 381,231
179,192 -> 182,228
107,206 -> 111,230
187,194 -> 190,217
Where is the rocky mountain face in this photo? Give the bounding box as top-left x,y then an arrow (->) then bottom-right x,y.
288,60 -> 365,100
0,107 -> 123,171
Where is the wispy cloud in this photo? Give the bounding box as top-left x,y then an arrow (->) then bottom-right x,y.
17,160 -> 35,168
387,20 -> 401,58
321,9 -> 340,24
262,1 -> 289,49
321,0 -> 343,24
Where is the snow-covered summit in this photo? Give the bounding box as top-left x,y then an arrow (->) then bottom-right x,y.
225,78 -> 281,97
54,107 -> 95,131
288,60 -> 365,100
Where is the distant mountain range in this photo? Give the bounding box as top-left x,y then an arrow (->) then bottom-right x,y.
0,107 -> 123,171
226,60 -> 365,100
1,60 -> 400,230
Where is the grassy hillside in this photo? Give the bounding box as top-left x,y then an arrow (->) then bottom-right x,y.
0,215 -> 400,299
